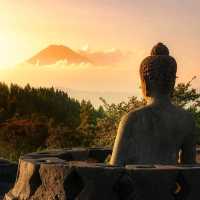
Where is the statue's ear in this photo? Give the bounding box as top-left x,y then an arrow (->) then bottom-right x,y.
141,77 -> 151,97
146,89 -> 150,97
144,78 -> 151,97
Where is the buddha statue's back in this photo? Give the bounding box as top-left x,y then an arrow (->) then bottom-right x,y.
110,43 -> 196,166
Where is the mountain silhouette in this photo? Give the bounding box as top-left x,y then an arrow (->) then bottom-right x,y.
27,45 -> 91,65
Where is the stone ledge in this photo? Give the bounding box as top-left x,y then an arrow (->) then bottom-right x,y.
4,148 -> 200,200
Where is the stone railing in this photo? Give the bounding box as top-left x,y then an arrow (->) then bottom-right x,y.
4,148 -> 200,200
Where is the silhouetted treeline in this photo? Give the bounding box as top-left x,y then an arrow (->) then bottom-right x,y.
0,83 -> 81,126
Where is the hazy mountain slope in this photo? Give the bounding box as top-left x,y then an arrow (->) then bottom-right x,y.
27,45 -> 91,65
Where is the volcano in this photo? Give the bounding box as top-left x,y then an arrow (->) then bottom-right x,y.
27,45 -> 91,65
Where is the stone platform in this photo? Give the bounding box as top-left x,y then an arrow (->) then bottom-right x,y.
4,148 -> 200,200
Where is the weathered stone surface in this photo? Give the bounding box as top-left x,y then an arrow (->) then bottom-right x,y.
4,148 -> 200,200
4,148 -> 112,200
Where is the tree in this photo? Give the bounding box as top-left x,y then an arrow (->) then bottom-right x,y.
172,77 -> 200,108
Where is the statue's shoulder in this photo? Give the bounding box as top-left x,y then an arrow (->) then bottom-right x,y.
174,104 -> 193,117
172,104 -> 195,126
120,106 -> 151,124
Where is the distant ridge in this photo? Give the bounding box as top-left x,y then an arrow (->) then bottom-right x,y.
27,45 -> 91,65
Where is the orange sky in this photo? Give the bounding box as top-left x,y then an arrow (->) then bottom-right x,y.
0,0 -> 200,94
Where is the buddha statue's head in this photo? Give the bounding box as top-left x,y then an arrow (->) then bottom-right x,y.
140,43 -> 177,99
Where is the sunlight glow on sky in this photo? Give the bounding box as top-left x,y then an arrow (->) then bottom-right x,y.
0,0 -> 200,93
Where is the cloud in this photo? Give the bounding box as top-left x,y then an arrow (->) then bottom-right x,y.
79,48 -> 133,66
80,44 -> 89,52
16,60 -> 93,71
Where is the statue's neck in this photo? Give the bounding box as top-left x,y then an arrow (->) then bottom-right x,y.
147,94 -> 172,106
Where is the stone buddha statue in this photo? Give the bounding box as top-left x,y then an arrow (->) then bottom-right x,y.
110,43 -> 196,166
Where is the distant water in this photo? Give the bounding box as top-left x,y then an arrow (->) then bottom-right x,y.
59,88 -> 135,107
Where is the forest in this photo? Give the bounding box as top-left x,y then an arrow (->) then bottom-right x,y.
0,79 -> 199,161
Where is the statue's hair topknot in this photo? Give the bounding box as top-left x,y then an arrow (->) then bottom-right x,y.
151,43 -> 169,56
